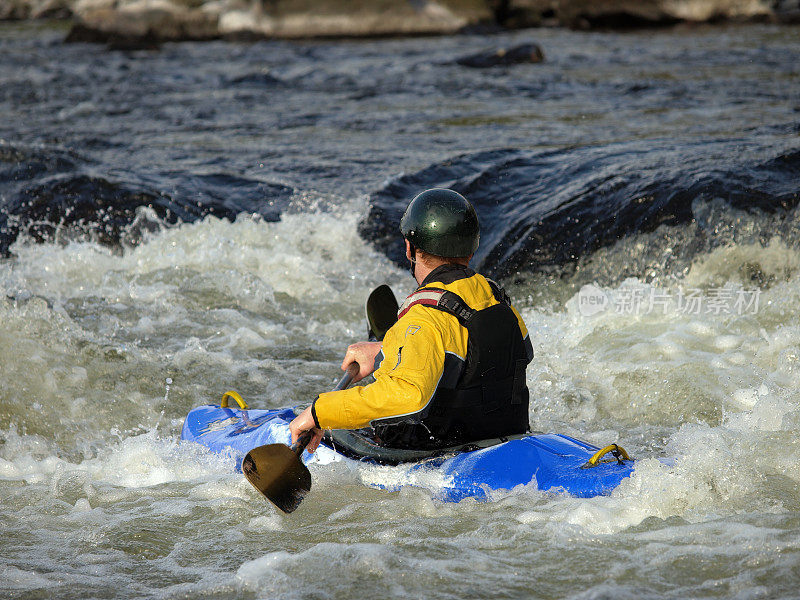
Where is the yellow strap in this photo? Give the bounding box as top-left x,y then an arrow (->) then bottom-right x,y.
220,391 -> 248,410
583,443 -> 631,468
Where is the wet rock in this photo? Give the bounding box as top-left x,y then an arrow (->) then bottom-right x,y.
774,0 -> 800,22
494,0 -> 775,29
60,0 -> 493,45
1,0 -> 26,18
216,0 -> 492,39
556,0 -> 679,28
2,0 -> 791,40
455,42 -> 544,68
31,0 -> 72,17
65,2 -> 219,48
490,0 -> 551,28
0,0 -> 73,19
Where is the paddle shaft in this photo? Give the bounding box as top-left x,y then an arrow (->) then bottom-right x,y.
291,283 -> 397,456
290,361 -> 359,456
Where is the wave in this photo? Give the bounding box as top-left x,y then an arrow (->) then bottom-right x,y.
359,137 -> 800,279
0,143 -> 294,255
5,137 -> 800,286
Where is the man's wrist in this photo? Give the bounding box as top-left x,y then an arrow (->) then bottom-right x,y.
310,396 -> 321,428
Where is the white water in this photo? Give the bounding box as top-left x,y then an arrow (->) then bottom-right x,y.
2,199 -> 800,599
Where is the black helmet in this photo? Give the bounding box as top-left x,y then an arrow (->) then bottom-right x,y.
400,188 -> 480,258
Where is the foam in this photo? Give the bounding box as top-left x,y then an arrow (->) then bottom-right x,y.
2,201 -> 800,599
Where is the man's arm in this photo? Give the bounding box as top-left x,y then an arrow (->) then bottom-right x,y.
313,308 -> 446,430
288,341 -> 383,450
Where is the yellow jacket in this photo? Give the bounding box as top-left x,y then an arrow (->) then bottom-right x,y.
313,267 -> 530,430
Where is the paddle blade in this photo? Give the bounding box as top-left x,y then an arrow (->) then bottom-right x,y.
243,444 -> 312,514
366,284 -> 398,342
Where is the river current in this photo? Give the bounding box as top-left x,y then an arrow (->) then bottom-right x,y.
1,21 -> 800,599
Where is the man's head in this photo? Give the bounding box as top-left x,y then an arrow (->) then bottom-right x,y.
400,188 -> 480,281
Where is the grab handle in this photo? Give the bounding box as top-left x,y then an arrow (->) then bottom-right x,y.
581,443 -> 631,468
220,391 -> 249,410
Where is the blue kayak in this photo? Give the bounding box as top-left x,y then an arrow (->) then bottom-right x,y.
181,392 -> 636,502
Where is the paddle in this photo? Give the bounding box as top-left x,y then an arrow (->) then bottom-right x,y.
243,285 -> 397,513
366,284 -> 398,342
242,362 -> 359,513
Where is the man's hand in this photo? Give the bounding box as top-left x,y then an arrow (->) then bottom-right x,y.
289,406 -> 324,453
342,341 -> 382,382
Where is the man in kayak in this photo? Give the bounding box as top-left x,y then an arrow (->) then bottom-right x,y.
290,188 -> 534,452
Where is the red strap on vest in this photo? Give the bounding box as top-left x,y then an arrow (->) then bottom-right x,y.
397,288 -> 445,320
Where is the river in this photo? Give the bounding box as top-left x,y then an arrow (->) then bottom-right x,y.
1,20 -> 800,599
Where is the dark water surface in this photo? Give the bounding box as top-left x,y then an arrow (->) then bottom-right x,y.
2,23 -> 799,266
2,21 -> 800,600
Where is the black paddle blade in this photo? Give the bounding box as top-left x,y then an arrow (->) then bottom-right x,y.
243,444 -> 312,513
366,284 -> 398,342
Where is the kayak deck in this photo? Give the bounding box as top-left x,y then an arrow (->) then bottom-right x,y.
181,404 -> 635,501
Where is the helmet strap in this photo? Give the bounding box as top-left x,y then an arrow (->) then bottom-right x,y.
408,242 -> 417,279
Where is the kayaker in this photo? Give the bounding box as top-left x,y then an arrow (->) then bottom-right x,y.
289,188 -> 534,452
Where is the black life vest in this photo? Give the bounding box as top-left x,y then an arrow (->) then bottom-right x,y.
373,281 -> 532,450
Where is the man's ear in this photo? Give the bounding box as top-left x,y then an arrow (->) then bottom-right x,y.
405,239 -> 414,261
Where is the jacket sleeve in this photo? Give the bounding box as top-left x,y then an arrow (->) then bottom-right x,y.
313,307 -> 446,430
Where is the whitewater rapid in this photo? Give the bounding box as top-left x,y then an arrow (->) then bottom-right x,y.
2,202 -> 800,598
2,19 -> 800,600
